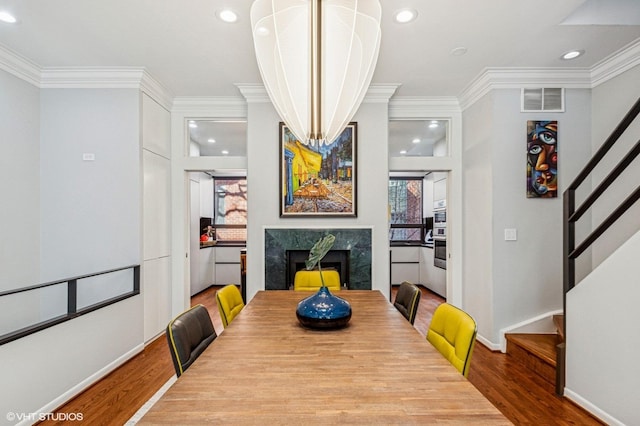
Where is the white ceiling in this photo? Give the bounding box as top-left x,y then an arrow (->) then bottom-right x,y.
1,0 -> 639,98
1,0 -> 639,156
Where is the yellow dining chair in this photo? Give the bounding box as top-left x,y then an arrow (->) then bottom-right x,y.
166,304 -> 217,377
293,270 -> 341,291
426,303 -> 477,377
393,281 -> 421,325
216,284 -> 245,328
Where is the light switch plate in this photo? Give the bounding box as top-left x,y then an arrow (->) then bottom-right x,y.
82,153 -> 95,161
504,228 -> 517,241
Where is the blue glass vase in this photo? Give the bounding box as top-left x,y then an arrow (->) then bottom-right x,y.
296,286 -> 352,330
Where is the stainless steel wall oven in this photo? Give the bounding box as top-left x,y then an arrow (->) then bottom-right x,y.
434,238 -> 446,269
433,199 -> 446,269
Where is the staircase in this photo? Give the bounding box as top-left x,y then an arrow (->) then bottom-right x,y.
559,95 -> 640,396
502,95 -> 639,412
505,314 -> 564,385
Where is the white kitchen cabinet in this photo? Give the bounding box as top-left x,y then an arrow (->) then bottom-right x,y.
199,174 -> 213,218
433,174 -> 447,203
193,247 -> 215,295
391,263 -> 420,285
420,246 -> 446,297
142,93 -> 172,341
419,246 -> 430,286
390,246 -> 421,285
215,246 -> 244,285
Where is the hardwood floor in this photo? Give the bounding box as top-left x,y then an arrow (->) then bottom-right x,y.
37,336 -> 175,426
41,285 -> 603,425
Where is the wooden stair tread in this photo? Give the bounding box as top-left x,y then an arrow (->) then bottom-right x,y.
553,314 -> 565,342
505,333 -> 558,366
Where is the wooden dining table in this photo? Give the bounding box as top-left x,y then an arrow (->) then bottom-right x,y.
140,290 -> 510,424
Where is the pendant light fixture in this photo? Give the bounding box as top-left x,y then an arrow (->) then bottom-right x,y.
250,0 -> 382,146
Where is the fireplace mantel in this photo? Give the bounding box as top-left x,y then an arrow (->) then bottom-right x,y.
264,228 -> 372,290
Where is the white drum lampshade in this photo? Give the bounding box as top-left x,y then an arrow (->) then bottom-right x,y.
250,0 -> 382,146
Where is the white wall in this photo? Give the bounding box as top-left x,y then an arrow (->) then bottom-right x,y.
492,89 -> 591,341
0,70 -> 43,337
246,100 -> 390,301
0,87 -> 145,421
39,89 -> 141,279
462,93 -> 495,343
563,63 -> 640,426
566,230 -> 640,425
462,88 -> 593,344
0,70 -> 40,290
589,64 -> 640,268
244,101 -> 276,301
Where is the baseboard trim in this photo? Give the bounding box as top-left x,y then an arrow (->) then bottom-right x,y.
21,344 -> 145,426
564,387 -> 624,426
476,334 -> 501,351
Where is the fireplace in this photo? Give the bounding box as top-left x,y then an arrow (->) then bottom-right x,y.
264,228 -> 372,290
286,249 -> 350,289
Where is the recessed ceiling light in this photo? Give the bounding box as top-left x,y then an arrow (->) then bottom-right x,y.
217,9 -> 238,23
561,50 -> 584,60
394,9 -> 417,24
412,138 -> 421,144
399,150 -> 407,155
429,121 -> 439,128
0,11 -> 17,23
208,138 -> 216,143
450,47 -> 468,57
188,121 -> 197,128
221,150 -> 229,155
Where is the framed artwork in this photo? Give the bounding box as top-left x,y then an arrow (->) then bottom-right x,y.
527,120 -> 558,198
280,122 -> 357,217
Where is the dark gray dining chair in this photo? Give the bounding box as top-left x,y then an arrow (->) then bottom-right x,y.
393,281 -> 421,325
166,304 -> 217,377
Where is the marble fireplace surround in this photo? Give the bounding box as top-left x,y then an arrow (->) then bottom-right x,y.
264,228 -> 372,290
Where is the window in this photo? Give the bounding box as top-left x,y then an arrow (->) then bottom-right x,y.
188,119 -> 247,157
388,119 -> 449,157
214,178 -> 247,243
389,178 -> 424,243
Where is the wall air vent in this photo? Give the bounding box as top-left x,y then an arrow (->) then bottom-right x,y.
521,88 -> 564,112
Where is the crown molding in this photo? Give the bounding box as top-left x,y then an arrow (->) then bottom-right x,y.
140,71 -> 174,111
0,43 -> 41,87
458,67 -> 592,111
3,37 -> 639,113
172,96 -> 248,117
0,45 -> 174,107
458,39 -> 640,110
591,38 -> 640,88
39,66 -> 174,110
363,84 -> 401,103
235,83 -> 401,104
39,67 -> 146,88
235,83 -> 270,103
389,96 -> 461,119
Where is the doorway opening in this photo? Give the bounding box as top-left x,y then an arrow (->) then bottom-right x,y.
188,171 -> 247,298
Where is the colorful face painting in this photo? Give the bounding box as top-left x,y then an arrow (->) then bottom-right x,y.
527,120 -> 558,198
